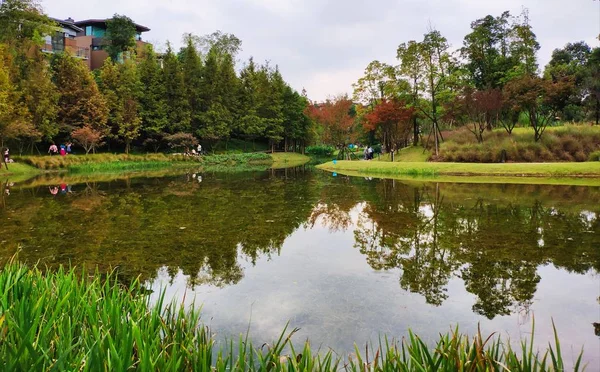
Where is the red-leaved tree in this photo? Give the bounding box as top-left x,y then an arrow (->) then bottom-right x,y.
364,99 -> 414,157
71,126 -> 104,154
305,95 -> 356,158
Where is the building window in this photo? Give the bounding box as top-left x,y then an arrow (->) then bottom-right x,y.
86,25 -> 92,36
92,27 -> 106,38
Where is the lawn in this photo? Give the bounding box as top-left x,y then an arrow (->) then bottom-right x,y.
271,152 -> 311,168
318,160 -> 600,180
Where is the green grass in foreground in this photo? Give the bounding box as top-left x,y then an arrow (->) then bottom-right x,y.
0,260 -> 585,371
318,160 -> 600,178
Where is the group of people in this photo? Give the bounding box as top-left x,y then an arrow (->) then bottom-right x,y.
48,143 -> 73,156
363,146 -> 375,160
184,144 -> 203,157
49,183 -> 72,195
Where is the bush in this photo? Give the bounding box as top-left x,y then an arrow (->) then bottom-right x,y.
437,125 -> 600,163
589,151 -> 600,161
305,145 -> 334,156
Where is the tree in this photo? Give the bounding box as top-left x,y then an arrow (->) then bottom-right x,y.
397,41 -> 425,146
0,0 -> 55,47
180,36 -> 204,135
105,14 -> 137,61
544,42 -> 592,121
352,60 -> 398,107
364,99 -> 414,157
509,9 -> 540,77
117,60 -> 142,153
415,29 -> 455,156
449,87 -> 503,142
584,48 -> 600,125
164,132 -> 198,152
305,95 -> 355,158
262,66 -> 285,152
504,75 -> 575,141
461,11 -> 513,89
18,48 -> 59,143
237,58 -> 266,147
198,30 -> 242,60
71,126 -> 104,154
51,53 -> 108,137
138,45 -> 168,143
162,44 -> 191,133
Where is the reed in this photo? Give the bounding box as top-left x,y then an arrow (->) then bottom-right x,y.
0,260 -> 585,371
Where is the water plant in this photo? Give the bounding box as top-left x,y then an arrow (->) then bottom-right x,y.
0,259 -> 586,371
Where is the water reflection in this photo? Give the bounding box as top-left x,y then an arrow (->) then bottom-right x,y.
1,172 -> 598,323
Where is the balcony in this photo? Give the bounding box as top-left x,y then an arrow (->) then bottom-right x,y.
42,43 -> 90,60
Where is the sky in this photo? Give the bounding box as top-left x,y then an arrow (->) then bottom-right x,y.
43,0 -> 600,101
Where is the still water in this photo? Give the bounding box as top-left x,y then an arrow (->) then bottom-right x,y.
1,169 -> 599,366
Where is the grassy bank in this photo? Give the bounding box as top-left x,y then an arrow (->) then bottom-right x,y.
0,260 -> 584,371
14,153 -> 275,173
318,160 -> 600,178
0,162 -> 41,182
271,152 -> 311,168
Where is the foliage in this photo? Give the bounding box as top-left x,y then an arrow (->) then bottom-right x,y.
365,99 -> 415,154
305,144 -> 334,156
503,75 -> 575,141
165,132 -> 198,151
438,125 -> 600,162
306,95 -> 356,152
0,259 -> 586,371
71,126 -> 104,154
105,14 -> 137,61
51,53 -> 109,136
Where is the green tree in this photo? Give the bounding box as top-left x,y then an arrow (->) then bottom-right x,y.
544,42 -> 591,121
105,14 -> 137,61
162,44 -> 191,133
117,60 -> 142,153
19,48 -> 59,143
419,30 -> 455,156
51,53 -> 108,137
461,11 -> 513,89
397,41 -> 425,145
261,66 -> 285,152
584,47 -> 600,125
97,58 -> 121,142
0,0 -> 55,47
0,46 -> 36,148
180,36 -> 204,135
138,45 -> 168,148
237,58 -> 266,148
509,9 -> 540,77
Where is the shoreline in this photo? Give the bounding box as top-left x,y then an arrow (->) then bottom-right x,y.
317,160 -> 600,185
1,152 -> 311,183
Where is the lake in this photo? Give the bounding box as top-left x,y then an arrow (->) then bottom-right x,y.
1,168 -> 599,367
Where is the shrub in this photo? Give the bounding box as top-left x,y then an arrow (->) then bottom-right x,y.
437,125 -> 600,163
305,145 -> 334,156
589,151 -> 600,161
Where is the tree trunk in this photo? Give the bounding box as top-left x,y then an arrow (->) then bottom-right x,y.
413,117 -> 419,146
284,137 -> 288,152
596,98 -> 599,125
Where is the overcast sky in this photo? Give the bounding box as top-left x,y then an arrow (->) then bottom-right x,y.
43,0 -> 600,101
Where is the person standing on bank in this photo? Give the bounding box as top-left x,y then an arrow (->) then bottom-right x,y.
3,148 -> 9,170
48,143 -> 58,156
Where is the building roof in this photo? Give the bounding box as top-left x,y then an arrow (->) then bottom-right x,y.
73,19 -> 151,33
50,17 -> 84,33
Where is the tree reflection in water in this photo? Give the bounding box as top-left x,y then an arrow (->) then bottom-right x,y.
1,171 -> 598,319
